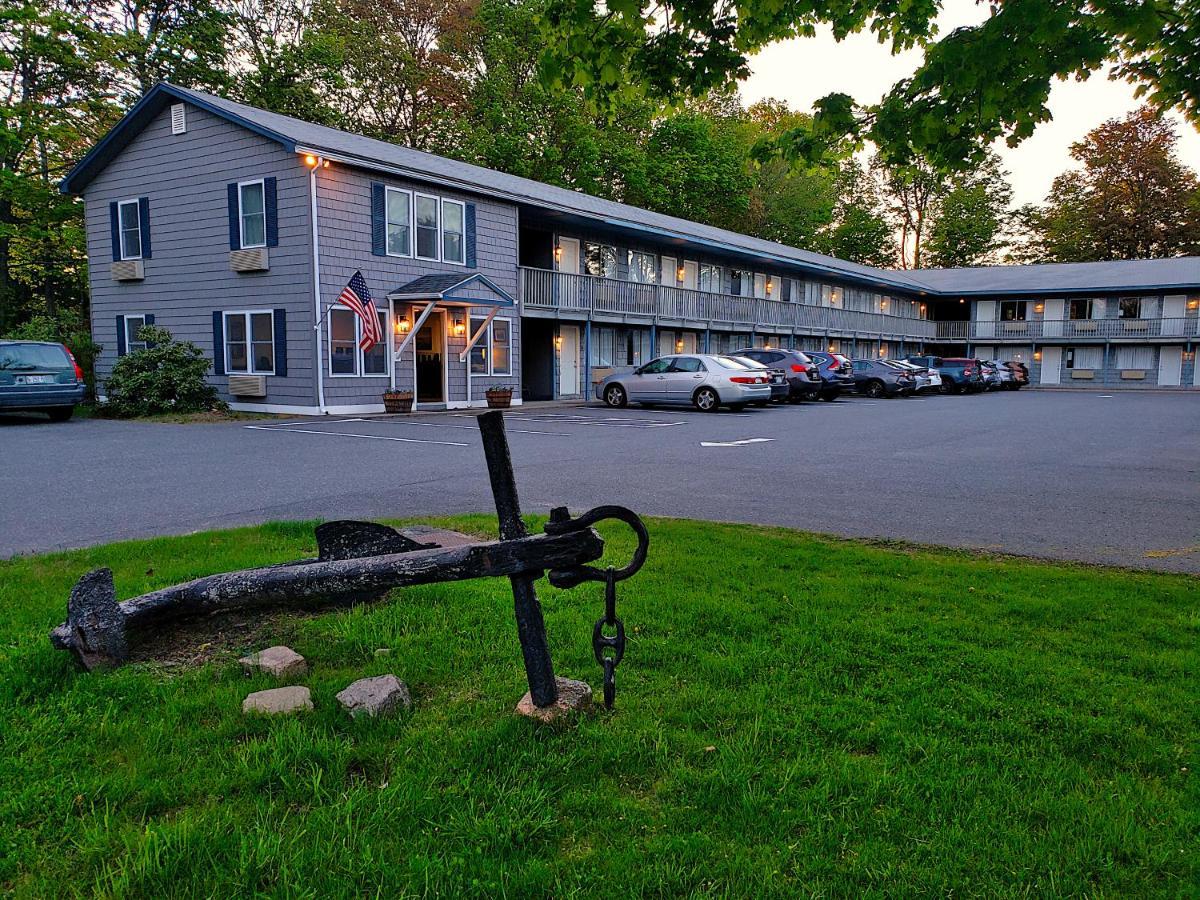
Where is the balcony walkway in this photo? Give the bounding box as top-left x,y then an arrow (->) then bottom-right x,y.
935,319 -> 1199,342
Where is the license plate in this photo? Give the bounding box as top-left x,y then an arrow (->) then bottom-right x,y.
16,375 -> 54,385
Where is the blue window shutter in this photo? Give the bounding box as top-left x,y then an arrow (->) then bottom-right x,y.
115,315 -> 127,356
212,311 -> 225,375
143,313 -> 156,348
227,183 -> 240,250
370,182 -> 386,255
273,308 -> 287,377
465,203 -> 477,268
109,202 -> 121,261
264,177 -> 278,247
138,197 -> 152,258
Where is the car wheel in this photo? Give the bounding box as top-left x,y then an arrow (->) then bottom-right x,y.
694,387 -> 719,412
46,406 -> 74,422
864,380 -> 884,398
603,384 -> 627,408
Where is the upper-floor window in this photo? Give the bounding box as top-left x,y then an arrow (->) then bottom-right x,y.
386,187 -> 412,256
224,310 -> 274,375
415,194 -> 439,260
585,243 -> 618,278
118,199 -> 142,260
1000,300 -> 1026,321
1068,298 -> 1094,320
821,284 -> 841,306
1118,297 -> 1141,319
238,180 -> 267,249
753,273 -> 767,299
442,199 -> 465,265
628,250 -> 657,284
699,263 -> 722,293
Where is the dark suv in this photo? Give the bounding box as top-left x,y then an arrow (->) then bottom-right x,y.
801,350 -> 854,401
732,348 -> 823,402
0,341 -> 86,421
849,358 -> 915,397
907,355 -> 984,393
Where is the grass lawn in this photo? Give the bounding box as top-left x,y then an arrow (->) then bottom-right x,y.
1,518 -> 1195,896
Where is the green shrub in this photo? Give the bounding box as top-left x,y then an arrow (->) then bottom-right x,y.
102,325 -> 226,418
3,313 -> 101,396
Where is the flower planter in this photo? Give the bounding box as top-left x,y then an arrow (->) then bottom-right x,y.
485,388 -> 513,409
382,391 -> 414,414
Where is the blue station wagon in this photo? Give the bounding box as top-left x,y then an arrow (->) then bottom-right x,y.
0,341 -> 86,421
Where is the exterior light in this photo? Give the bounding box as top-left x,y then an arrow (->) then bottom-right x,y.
1188,298 -> 1199,310
303,153 -> 318,168
919,303 -> 926,314
322,159 -> 330,168
553,244 -> 563,264
676,265 -> 686,283
959,298 -> 965,304
1033,350 -> 1042,361
766,278 -> 774,296
880,298 -> 888,311
1034,301 -> 1045,313
675,339 -> 684,352
1183,350 -> 1195,361
453,319 -> 466,337
879,346 -> 886,356
396,318 -> 411,334
554,334 -> 563,351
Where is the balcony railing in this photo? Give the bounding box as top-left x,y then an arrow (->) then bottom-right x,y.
520,267 -> 936,339
935,318 -> 1199,341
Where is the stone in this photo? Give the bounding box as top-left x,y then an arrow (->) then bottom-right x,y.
242,685 -> 313,715
336,674 -> 411,718
239,645 -> 307,679
515,677 -> 593,722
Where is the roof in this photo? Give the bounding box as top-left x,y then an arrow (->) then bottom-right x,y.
62,83 -> 1200,299
388,272 -> 515,306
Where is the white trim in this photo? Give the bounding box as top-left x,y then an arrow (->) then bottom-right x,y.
384,186 -> 413,257
223,308 -> 276,375
414,192 -> 440,261
409,307 -> 448,409
117,198 -> 142,260
459,307 -> 499,362
237,178 -> 267,250
491,316 -> 513,376
441,197 -> 466,266
328,306 -> 391,378
170,103 -> 187,135
230,401 -> 385,415
310,160 -> 326,413
121,312 -> 148,353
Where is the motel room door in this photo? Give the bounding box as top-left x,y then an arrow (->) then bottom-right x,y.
414,309 -> 446,403
1039,347 -> 1062,385
559,325 -> 580,397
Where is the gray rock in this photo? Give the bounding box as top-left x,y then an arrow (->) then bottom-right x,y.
336,674 -> 411,718
515,677 -> 593,722
239,645 -> 307,679
242,685 -> 313,715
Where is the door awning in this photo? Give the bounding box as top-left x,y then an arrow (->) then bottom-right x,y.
388,272 -> 515,307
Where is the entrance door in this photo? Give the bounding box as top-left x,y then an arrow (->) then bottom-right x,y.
681,261 -> 698,290
1158,346 -> 1183,386
558,325 -> 580,397
660,256 -> 677,287
1039,347 -> 1062,385
414,310 -> 445,403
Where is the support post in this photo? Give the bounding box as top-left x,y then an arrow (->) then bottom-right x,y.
477,411 -> 559,707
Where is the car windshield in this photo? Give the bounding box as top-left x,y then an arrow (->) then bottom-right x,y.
0,343 -> 69,370
730,356 -> 767,369
712,356 -> 752,370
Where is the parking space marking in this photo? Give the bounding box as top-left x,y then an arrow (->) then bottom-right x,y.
451,412 -> 686,428
350,418 -> 572,437
244,425 -> 469,447
254,417 -> 369,428
700,438 -> 775,447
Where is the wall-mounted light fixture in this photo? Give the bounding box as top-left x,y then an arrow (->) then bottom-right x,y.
554,333 -> 563,351
395,317 -> 411,335
1033,350 -> 1042,361
1034,301 -> 1045,314
303,153 -> 318,168
675,339 -> 684,352
919,303 -> 926,314
880,298 -> 888,311
959,298 -> 965,304
1182,350 -> 1194,361
765,278 -> 774,296
453,316 -> 466,338
553,244 -> 563,265
1188,298 -> 1199,310
878,346 -> 887,356
676,265 -> 686,283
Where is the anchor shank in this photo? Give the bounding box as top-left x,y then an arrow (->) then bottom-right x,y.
478,411 -> 559,708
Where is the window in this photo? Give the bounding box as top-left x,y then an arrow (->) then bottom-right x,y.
385,187 -> 411,256
753,273 -> 767,299
239,180 -> 266,249
469,316 -> 489,374
730,270 -> 752,297
330,308 -> 389,376
1000,301 -> 1026,321
1119,297 -> 1142,319
1116,346 -> 1154,369
1068,298 -> 1094,320
224,311 -> 274,375
118,199 -> 142,260
584,243 -> 618,278
698,264 -> 722,293
1065,347 -> 1102,369
124,314 -> 148,353
468,317 -> 512,376
442,200 -> 465,264
628,250 -> 657,284
670,357 -> 704,373
640,358 -> 671,374
415,194 -> 439,260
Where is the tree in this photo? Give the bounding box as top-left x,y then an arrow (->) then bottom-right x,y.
815,158 -> 894,267
539,0 -> 1200,171
872,155 -> 946,269
924,153 -> 1012,268
1016,107 -> 1200,262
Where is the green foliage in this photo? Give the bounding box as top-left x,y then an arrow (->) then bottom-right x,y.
2,311 -> 100,392
925,154 -> 1013,268
0,517 -> 1195,893
102,326 -> 225,418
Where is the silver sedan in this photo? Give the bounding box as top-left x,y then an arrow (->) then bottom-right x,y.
596,354 -> 773,411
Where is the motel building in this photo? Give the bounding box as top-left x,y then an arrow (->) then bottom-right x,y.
62,84 -> 1200,414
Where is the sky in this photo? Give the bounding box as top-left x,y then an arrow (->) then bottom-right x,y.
740,2 -> 1200,208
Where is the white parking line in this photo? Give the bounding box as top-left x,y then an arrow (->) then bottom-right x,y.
244,425 -> 468,447
700,438 -> 775,447
254,417 -> 368,428
350,418 -> 571,437
452,413 -> 685,428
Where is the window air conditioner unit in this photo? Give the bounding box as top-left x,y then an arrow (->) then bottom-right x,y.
228,375 -> 267,397
1070,369 -> 1095,380
230,247 -> 269,272
1120,370 -> 1146,380
111,260 -> 145,281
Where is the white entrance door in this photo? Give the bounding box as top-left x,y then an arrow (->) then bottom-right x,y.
558,325 -> 580,397
1158,346 -> 1183,386
681,261 -> 698,290
556,237 -> 581,309
1039,347 -> 1062,385
660,256 -> 678,287
557,236 -> 580,273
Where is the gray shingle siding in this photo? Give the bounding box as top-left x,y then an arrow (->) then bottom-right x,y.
83,102 -> 316,407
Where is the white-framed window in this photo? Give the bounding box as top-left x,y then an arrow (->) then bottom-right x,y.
441,199 -> 465,265
467,316 -> 513,376
123,314 -> 148,353
1118,297 -> 1142,319
415,193 -> 440,260
1065,346 -> 1103,370
238,180 -> 267,249
385,187 -> 412,257
698,263 -> 722,293
753,273 -> 767,299
584,243 -> 618,278
117,199 -> 142,260
1068,297 -> 1094,320
329,307 -> 390,377
224,310 -> 275,375
627,250 -> 657,284
1116,346 -> 1154,369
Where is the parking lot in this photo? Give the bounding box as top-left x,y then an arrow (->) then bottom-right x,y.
2,390 -> 1197,572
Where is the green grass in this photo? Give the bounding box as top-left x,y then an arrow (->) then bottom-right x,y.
1,518 -> 1196,897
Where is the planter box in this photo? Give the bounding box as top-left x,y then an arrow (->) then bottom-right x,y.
383,393 -> 414,414
485,390 -> 513,409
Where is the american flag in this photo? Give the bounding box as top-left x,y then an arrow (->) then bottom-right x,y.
337,270 -> 382,352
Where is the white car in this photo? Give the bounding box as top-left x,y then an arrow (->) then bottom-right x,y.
596,354 -> 774,411
886,359 -> 941,392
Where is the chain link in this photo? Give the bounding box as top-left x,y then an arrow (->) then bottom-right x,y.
591,567 -> 626,709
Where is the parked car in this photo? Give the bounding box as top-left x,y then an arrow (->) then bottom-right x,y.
849,358 -> 916,398
730,356 -> 789,405
1003,360 -> 1029,389
979,360 -> 1004,390
597,354 -> 773,411
885,359 -> 941,393
794,350 -> 854,401
0,341 -> 86,421
907,355 -> 984,393
731,348 -> 824,402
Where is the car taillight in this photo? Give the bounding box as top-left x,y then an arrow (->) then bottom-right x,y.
730,376 -> 766,384
790,363 -> 804,372
964,368 -> 974,375
64,345 -> 84,382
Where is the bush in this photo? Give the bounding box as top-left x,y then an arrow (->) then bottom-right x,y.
102,325 -> 226,418
3,313 -> 101,397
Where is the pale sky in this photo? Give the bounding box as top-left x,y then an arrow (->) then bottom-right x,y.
741,2 -> 1200,208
